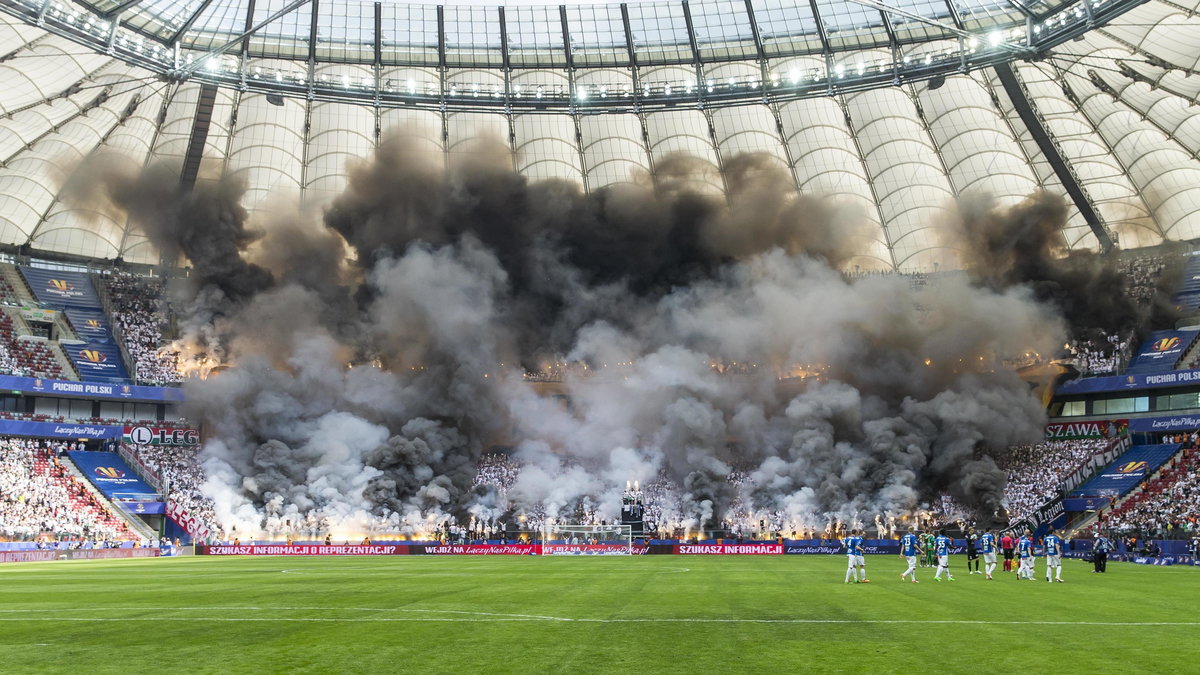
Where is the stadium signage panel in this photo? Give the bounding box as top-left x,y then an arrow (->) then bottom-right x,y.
0,373 -> 184,402
1044,419 -> 1127,440
207,545 -> 404,556
542,544 -> 648,555
19,305 -> 57,322
675,544 -> 783,554
1056,368 -> 1200,394
1128,416 -> 1200,432
0,548 -> 159,563
0,419 -> 122,439
1132,330 -> 1195,364
123,426 -> 199,446
116,500 -> 165,515
417,545 -> 538,555
68,451 -> 158,499
1063,496 -> 1109,511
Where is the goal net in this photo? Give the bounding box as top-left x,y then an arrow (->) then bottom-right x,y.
540,523 -> 634,555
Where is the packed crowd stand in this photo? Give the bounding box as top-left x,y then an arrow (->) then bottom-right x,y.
993,438 -> 1112,524
123,443 -> 217,537
0,437 -> 129,541
1093,434 -> 1199,539
0,312 -> 65,379
5,438 -> 1192,547
99,272 -> 181,385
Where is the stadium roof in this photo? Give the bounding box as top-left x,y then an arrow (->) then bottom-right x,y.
0,0 -> 1198,270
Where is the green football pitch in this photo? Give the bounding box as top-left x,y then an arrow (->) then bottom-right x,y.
0,554 -> 1194,673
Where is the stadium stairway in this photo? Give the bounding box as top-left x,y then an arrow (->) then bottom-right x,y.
91,274 -> 138,381
0,264 -> 34,304
47,341 -> 80,380
61,455 -> 158,541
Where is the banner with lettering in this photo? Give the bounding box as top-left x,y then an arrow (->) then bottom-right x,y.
206,545 -> 407,556
1071,443 -> 1181,497
0,419 -> 121,440
415,544 -> 539,555
64,308 -> 113,342
165,500 -> 211,542
19,267 -> 102,309
541,544 -> 648,555
0,548 -> 159,563
674,543 -> 783,554
12,373 -> 183,402
62,341 -> 129,381
66,450 -> 159,499
1125,330 -> 1198,373
1045,419 -> 1128,440
1057,368 -> 1200,395
123,426 -> 199,446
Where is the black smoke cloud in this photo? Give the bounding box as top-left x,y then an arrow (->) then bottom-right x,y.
948,191 -> 1180,342
70,136 -> 1097,536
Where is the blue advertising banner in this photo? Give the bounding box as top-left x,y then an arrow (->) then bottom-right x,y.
1125,330 -> 1197,374
1128,415 -> 1200,433
67,451 -> 158,499
1071,444 -> 1180,497
64,309 -> 113,342
1056,368 -> 1200,395
116,500 -> 165,515
19,267 -> 102,309
1063,496 -> 1111,511
0,419 -> 121,439
61,341 -> 129,381
2,373 -> 184,402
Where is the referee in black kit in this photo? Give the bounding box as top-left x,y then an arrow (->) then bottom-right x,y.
965,527 -> 981,575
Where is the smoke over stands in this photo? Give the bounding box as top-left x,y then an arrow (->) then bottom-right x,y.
83,136 -> 1104,537
948,191 -> 1180,340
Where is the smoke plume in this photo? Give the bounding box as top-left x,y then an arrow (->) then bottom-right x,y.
70,135 -> 1138,538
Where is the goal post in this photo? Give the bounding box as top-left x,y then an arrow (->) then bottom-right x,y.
540,523 -> 634,555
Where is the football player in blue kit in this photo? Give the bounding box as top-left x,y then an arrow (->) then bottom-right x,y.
932,529 -> 954,581
899,528 -> 922,583
979,530 -> 998,580
1044,527 -> 1065,583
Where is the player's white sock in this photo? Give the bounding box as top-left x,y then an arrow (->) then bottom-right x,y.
904,562 -> 916,579
846,567 -> 855,583
986,562 -> 995,576
1055,566 -> 1062,581
934,565 -> 942,579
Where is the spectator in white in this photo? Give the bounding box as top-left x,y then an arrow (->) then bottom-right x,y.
993,439 -> 1110,524
0,437 -> 129,541
102,271 -> 182,385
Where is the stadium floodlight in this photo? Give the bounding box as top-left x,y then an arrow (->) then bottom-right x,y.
541,523 -> 634,555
